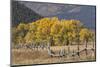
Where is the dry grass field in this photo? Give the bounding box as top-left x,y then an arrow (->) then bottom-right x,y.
12,44 -> 96,65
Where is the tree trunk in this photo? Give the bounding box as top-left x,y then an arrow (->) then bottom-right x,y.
68,44 -> 70,53
85,41 -> 88,56
77,38 -> 80,57
93,42 -> 94,49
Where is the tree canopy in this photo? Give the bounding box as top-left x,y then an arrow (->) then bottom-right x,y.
12,17 -> 95,46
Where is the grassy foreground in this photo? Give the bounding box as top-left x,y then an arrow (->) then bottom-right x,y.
12,44 -> 96,65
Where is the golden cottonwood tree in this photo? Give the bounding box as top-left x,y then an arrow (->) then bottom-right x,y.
12,17 -> 95,48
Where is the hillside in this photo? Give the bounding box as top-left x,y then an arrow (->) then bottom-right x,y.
20,1 -> 96,29
11,1 -> 43,26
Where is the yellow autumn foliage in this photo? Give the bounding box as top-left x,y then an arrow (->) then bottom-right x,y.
12,17 -> 95,46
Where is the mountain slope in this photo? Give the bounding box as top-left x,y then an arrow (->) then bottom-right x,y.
11,1 -> 43,26
57,6 -> 96,29
20,1 -> 96,29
